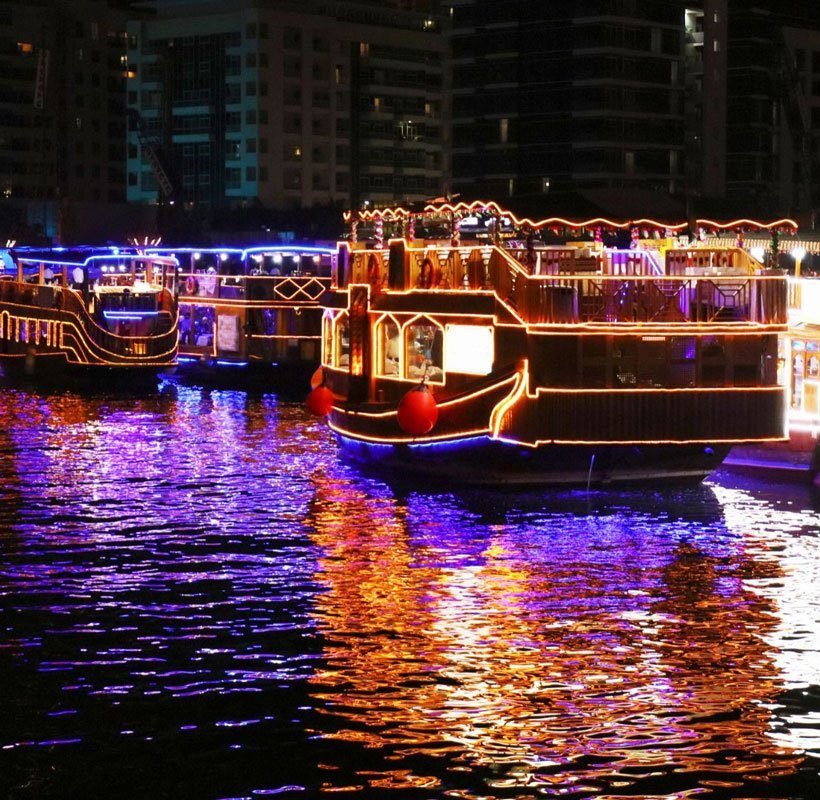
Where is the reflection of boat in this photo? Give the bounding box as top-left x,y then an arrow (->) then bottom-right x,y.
314,201 -> 792,486
149,245 -> 334,376
304,470 -> 809,797
1,247 -> 178,381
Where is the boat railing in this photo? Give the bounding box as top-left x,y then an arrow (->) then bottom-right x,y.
177,272 -> 331,303
665,247 -> 762,275
506,247 -> 600,275
606,248 -> 665,276
335,243 -> 787,327
487,246 -> 787,326
60,285 -> 178,360
0,279 -> 177,362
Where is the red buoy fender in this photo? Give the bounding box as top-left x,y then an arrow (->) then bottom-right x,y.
306,384 -> 335,416
397,383 -> 438,436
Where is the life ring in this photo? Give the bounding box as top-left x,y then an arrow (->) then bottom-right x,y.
367,253 -> 381,295
185,275 -> 198,295
418,257 -> 434,289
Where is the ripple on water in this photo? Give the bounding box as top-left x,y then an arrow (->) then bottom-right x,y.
0,382 -> 818,799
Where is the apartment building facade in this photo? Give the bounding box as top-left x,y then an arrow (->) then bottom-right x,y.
126,0 -> 447,216
449,0 -> 686,201
0,0 -> 132,237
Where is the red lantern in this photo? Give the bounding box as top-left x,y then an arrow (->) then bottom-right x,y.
397,383 -> 438,436
306,384 -> 335,416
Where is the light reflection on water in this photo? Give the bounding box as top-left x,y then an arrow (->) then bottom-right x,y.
0,380 -> 817,799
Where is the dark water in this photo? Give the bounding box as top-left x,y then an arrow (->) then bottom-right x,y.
0,380 -> 818,800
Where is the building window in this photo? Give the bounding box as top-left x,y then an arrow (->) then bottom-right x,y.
246,166 -> 256,181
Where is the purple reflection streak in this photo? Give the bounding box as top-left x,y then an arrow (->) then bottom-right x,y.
0,385 -> 817,799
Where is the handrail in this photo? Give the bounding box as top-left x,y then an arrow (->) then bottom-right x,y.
0,281 -> 178,364
177,271 -> 331,303
336,244 -> 788,327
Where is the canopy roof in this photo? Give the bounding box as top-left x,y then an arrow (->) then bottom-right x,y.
347,190 -> 797,233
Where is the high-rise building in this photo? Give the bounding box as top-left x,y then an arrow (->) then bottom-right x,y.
723,0 -> 820,216
451,1 -> 820,221
686,1 -> 820,218
126,0 -> 447,220
0,0 -> 133,238
450,1 -> 686,202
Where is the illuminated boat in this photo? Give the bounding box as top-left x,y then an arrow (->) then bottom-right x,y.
148,244 -> 334,376
311,201 -> 794,486
0,247 -> 178,381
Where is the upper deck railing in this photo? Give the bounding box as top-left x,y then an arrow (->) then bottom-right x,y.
175,272 -> 331,304
335,242 -> 787,327
0,278 -> 178,364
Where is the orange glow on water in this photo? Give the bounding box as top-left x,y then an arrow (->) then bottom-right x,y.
305,473 -> 811,796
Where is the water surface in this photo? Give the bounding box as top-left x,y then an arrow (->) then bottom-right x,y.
0,380 -> 818,799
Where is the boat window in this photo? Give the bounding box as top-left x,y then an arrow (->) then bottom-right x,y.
179,304 -> 193,345
807,347 -> 819,378
444,324 -> 493,375
334,313 -> 349,368
376,318 -> 400,376
193,305 -> 215,347
405,319 -> 443,382
262,309 -> 277,336
322,314 -> 333,366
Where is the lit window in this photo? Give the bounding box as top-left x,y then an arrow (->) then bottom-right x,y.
405,319 -> 443,382
17,42 -> 34,54
334,313 -> 349,368
500,118 -> 508,143
376,318 -> 400,376
444,325 -> 493,375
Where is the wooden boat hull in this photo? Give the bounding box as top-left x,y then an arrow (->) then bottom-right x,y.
172,354 -> 317,394
337,434 -> 731,487
0,353 -> 174,388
